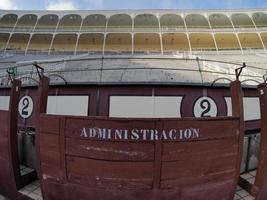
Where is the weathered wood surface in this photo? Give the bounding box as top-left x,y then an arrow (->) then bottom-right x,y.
0,80 -> 37,200
36,78 -> 244,200
252,83 -> 267,199
0,80 -> 21,199
37,115 -> 242,200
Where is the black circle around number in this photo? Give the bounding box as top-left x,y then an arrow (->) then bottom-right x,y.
200,99 -> 211,117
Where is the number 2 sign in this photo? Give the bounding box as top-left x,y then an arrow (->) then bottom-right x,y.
193,96 -> 218,117
19,96 -> 33,119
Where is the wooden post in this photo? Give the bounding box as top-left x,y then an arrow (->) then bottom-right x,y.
230,80 -> 245,198
35,75 -> 50,199
255,83 -> 267,200
0,79 -> 21,199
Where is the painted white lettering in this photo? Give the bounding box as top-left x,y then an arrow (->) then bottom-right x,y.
97,128 -> 106,139
115,129 -> 123,140
169,129 -> 177,140
161,130 -> 168,140
80,128 -> 88,138
183,129 -> 192,139
124,130 -> 128,140
191,128 -> 200,138
131,129 -> 139,140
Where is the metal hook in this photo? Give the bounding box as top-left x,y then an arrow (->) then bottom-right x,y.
33,62 -> 44,80
6,69 -> 14,83
235,62 -> 246,81
263,70 -> 267,83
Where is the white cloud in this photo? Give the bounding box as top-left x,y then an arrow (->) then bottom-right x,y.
0,0 -> 17,10
46,0 -> 77,10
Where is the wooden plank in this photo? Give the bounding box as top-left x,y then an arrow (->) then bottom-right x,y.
162,137 -> 238,162
66,156 -> 153,189
66,138 -> 154,161
39,115 -> 61,134
40,133 -> 61,170
163,118 -> 239,141
161,154 -> 237,181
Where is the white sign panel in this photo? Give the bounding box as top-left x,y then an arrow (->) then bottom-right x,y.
0,96 -> 10,111
109,96 -> 183,118
19,96 -> 34,119
47,96 -> 89,116
224,97 -> 260,120
193,96 -> 218,117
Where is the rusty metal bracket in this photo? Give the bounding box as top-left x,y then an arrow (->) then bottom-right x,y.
33,62 -> 44,80
235,63 -> 246,81
6,69 -> 14,83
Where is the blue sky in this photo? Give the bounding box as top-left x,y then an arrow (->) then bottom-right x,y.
1,0 -> 267,10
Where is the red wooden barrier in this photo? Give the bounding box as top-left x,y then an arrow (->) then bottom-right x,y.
252,83 -> 267,200
36,77 -> 244,200
0,80 -> 37,199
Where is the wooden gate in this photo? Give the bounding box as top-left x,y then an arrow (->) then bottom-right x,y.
0,79 -> 37,200
36,76 -> 244,200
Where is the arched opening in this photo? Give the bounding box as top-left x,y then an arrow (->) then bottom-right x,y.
162,33 -> 189,52
215,33 -> 241,50
160,14 -> 185,31
0,33 -> 10,50
105,33 -> 132,53
134,14 -> 159,32
57,14 -> 82,31
238,33 -> 264,49
189,33 -> 216,51
15,14 -> 37,31
209,14 -> 233,29
6,33 -> 30,52
27,34 -> 53,52
185,14 -> 210,29
76,33 -> 104,54
134,33 -> 161,53
35,14 -> 59,31
0,14 -> 17,30
231,13 -> 254,28
107,14 -> 132,32
253,12 -> 267,28
51,34 -> 77,53
81,14 -> 106,32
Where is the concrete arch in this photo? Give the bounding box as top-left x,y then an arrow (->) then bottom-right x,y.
15,14 -> 38,31
189,33 -> 216,50
214,33 -> 241,50
76,33 -> 104,53
231,13 -> 254,28
105,33 -> 132,53
57,14 -> 82,31
134,33 -> 161,52
252,12 -> 267,28
81,14 -> 106,32
0,33 -> 10,50
260,32 -> 267,49
107,14 -> 132,31
160,14 -> 185,31
209,14 -> 233,29
51,34 -> 77,53
134,14 -> 159,31
27,34 -> 53,52
35,14 -> 59,31
0,14 -> 18,29
238,33 -> 264,49
6,33 -> 30,52
185,14 -> 210,29
162,33 -> 190,51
